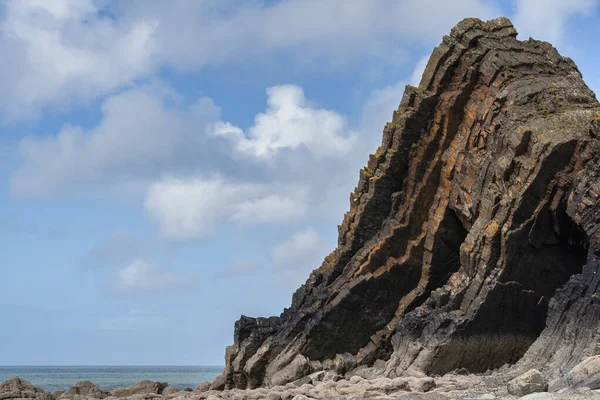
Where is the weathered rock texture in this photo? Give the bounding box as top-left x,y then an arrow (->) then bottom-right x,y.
0,377 -> 53,400
215,17 -> 600,389
61,381 -> 108,399
110,381 -> 167,398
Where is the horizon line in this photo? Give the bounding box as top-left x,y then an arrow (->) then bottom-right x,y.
0,365 -> 225,367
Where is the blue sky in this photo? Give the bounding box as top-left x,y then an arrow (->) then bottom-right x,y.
1,0 -> 599,366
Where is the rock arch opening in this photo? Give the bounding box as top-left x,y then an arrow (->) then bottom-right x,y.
429,200 -> 588,374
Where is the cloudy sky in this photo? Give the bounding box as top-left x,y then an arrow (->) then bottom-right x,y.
1,0 -> 599,366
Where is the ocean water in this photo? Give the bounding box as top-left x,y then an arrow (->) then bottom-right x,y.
0,366 -> 223,391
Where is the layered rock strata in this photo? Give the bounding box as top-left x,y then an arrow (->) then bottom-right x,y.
215,17 -> 600,389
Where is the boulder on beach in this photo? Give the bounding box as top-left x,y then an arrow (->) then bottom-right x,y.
567,355 -> 600,389
0,377 -> 53,400
507,369 -> 548,397
194,382 -> 211,393
61,381 -> 108,399
110,381 -> 167,398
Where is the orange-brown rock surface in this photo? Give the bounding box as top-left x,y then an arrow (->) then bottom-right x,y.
214,17 -> 600,390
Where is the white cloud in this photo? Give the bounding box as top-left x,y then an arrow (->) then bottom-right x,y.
212,85 -> 356,158
513,0 -> 598,45
271,227 -> 328,270
144,177 -> 306,239
10,84 -> 221,197
12,82 -> 364,199
0,0 -> 501,118
144,177 -> 260,238
0,0 -> 158,118
231,193 -> 307,224
115,258 -> 190,292
129,0 -> 499,69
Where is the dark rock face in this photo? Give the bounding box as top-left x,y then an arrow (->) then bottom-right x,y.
519,151 -> 600,376
217,17 -> 600,389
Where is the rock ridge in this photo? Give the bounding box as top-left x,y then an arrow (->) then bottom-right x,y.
214,16 -> 600,390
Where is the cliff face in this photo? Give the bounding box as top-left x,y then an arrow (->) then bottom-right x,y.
214,17 -> 600,389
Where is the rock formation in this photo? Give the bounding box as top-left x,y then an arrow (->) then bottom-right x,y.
215,16 -> 600,390
6,372 -> 600,400
0,377 -> 53,400
61,381 -> 108,399
109,381 -> 168,398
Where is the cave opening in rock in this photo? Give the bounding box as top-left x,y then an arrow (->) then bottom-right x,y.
431,201 -> 589,374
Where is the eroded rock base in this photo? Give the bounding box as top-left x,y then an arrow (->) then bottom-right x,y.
6,374 -> 600,400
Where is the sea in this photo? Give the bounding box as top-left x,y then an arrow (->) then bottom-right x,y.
0,366 -> 223,391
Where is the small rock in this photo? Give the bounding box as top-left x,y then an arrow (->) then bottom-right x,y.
507,369 -> 548,397
111,381 -> 168,398
210,373 -> 226,391
454,368 -> 470,375
52,390 -> 66,399
409,377 -> 436,393
161,387 -> 180,396
195,382 -> 211,393
270,355 -> 311,387
308,371 -> 326,384
291,395 -> 310,400
266,391 -> 282,400
290,376 -> 311,387
388,377 -> 410,392
567,355 -> 600,389
373,359 -> 387,371
336,380 -> 350,388
280,391 -> 296,400
322,372 -> 343,382
404,367 -> 428,378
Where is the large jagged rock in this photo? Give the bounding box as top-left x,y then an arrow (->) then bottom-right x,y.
216,17 -> 600,389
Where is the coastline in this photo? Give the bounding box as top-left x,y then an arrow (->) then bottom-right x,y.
4,368 -> 600,400
0,366 -> 223,392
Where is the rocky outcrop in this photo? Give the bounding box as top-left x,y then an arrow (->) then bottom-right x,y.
216,16 -> 600,389
194,383 -> 210,393
110,381 -> 167,398
61,381 -> 108,399
0,377 -> 53,400
7,374 -> 600,400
